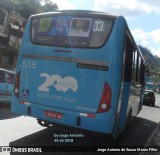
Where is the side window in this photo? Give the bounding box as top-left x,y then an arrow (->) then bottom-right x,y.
140,61 -> 145,85
135,52 -> 139,82
0,70 -> 5,83
132,51 -> 137,81
137,56 -> 142,83
124,35 -> 133,82
0,9 -> 5,25
132,51 -> 142,84
122,33 -> 144,85
6,72 -> 15,84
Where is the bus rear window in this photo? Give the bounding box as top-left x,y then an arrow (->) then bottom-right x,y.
31,16 -> 113,48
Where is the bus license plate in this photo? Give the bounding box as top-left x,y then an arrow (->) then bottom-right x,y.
44,110 -> 62,120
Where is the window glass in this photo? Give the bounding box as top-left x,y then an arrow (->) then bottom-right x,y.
136,53 -> 139,82
132,51 -> 137,81
0,70 -> 5,83
31,16 -> 113,48
6,72 -> 15,84
0,9 -> 5,25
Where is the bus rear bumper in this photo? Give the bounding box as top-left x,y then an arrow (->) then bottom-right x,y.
12,101 -> 116,135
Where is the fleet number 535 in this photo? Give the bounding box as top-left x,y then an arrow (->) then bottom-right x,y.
22,60 -> 37,69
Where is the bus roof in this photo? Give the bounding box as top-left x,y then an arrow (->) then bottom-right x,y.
31,10 -> 118,21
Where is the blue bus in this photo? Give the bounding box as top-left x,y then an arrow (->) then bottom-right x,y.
11,10 -> 147,139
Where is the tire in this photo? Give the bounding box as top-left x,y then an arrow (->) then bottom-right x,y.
152,102 -> 155,107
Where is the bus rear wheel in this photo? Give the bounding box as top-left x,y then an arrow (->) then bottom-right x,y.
37,119 -> 53,127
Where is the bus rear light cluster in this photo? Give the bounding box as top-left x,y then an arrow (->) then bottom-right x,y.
14,71 -> 20,98
97,82 -> 112,113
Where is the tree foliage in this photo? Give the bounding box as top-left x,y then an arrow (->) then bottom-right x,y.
139,45 -> 160,81
139,45 -> 160,71
39,0 -> 58,13
6,0 -> 58,19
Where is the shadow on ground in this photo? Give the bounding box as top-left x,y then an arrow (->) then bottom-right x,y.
9,117 -> 157,155
154,105 -> 160,109
143,104 -> 160,109
0,102 -> 20,120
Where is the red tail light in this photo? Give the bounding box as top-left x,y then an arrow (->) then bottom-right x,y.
97,82 -> 112,113
14,71 -> 20,98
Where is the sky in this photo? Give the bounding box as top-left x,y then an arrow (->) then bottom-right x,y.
51,0 -> 160,57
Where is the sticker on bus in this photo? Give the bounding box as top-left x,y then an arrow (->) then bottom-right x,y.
38,73 -> 78,93
68,18 -> 92,37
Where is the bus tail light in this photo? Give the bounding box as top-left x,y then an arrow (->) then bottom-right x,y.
97,82 -> 112,113
14,71 -> 20,98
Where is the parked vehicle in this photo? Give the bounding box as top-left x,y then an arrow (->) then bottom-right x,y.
143,90 -> 155,107
0,68 -> 15,103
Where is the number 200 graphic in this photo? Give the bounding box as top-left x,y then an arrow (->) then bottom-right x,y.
38,73 -> 78,93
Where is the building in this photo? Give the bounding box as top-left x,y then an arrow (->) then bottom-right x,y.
0,1 -> 25,71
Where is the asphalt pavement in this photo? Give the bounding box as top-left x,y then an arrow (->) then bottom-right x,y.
139,93 -> 160,155
140,122 -> 160,155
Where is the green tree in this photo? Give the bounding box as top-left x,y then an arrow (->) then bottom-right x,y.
39,0 -> 58,13
6,0 -> 58,19
17,0 -> 41,18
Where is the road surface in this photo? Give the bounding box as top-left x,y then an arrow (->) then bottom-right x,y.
0,94 -> 160,154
